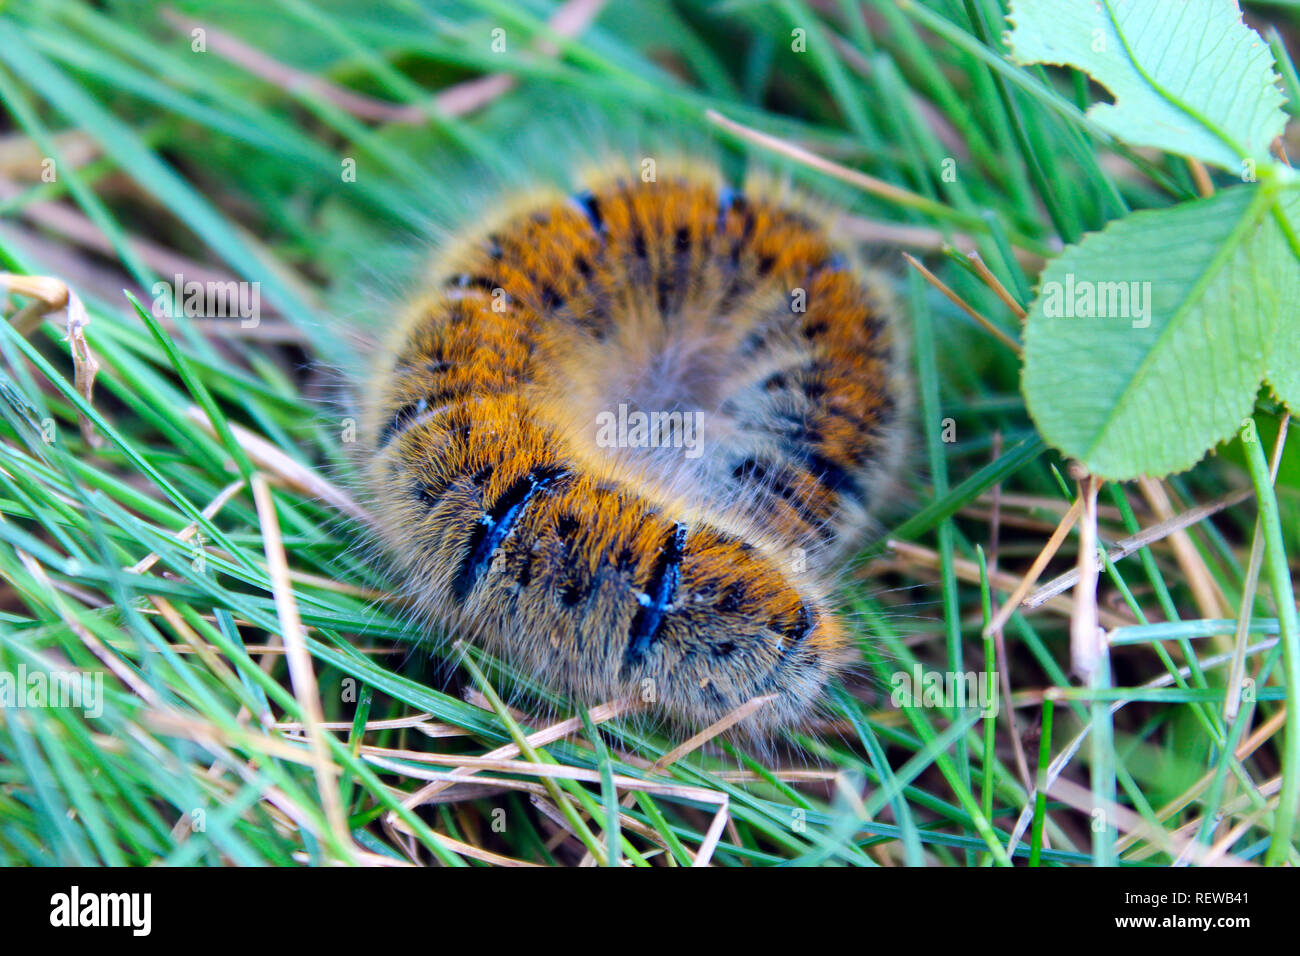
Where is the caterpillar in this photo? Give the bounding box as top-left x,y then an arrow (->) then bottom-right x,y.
359,157 -> 906,735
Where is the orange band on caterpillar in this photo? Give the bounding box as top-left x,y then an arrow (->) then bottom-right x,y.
362,164 -> 905,733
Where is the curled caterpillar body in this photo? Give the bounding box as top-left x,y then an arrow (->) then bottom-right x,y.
362,162 -> 906,734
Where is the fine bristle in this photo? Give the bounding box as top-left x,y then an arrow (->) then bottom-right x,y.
358,159 -> 907,735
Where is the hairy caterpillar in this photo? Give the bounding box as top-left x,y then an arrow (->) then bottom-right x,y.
360,157 -> 906,735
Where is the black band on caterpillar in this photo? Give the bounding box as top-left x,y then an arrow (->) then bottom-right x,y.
452,465 -> 570,600
625,521 -> 688,666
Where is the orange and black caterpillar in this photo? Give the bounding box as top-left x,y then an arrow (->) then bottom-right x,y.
361,160 -> 906,734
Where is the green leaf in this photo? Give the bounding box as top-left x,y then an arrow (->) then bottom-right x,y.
1022,184 -> 1300,479
1006,0 -> 1287,172
1266,226 -> 1300,410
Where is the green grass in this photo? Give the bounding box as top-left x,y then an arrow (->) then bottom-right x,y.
0,0 -> 1298,866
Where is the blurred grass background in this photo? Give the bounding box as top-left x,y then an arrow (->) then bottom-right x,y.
0,0 -> 1298,866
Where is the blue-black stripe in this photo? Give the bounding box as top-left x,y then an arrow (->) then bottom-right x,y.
452,466 -> 568,600
625,522 -> 689,664
571,190 -> 605,235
